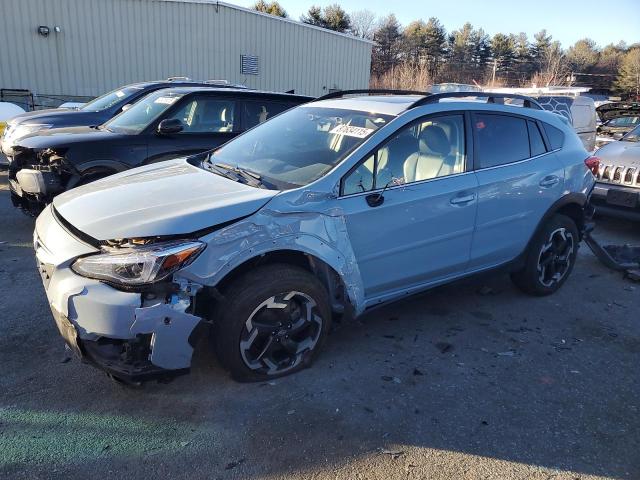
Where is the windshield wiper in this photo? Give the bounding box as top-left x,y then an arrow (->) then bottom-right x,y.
213,162 -> 267,189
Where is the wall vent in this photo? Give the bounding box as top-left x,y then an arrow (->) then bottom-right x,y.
241,55 -> 259,75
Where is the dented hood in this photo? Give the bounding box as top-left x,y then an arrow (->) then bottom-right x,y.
53,159 -> 278,240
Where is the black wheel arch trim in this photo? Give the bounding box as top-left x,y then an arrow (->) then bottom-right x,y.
76,159 -> 129,174
66,160 -> 128,189
509,192 -> 588,272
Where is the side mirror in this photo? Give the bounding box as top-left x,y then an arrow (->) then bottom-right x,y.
157,118 -> 184,135
121,104 -> 132,112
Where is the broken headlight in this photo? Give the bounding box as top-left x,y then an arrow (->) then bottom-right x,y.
71,240 -> 205,286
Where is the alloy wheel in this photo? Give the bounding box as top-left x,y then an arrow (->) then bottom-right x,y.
239,291 -> 323,375
537,227 -> 575,288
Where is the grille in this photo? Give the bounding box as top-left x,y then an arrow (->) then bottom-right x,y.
596,164 -> 640,187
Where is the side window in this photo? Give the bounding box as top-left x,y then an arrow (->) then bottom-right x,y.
528,121 -> 547,157
242,101 -> 292,129
474,113 -> 529,168
542,122 -> 564,150
165,97 -> 236,133
342,154 -> 374,195
342,114 -> 466,195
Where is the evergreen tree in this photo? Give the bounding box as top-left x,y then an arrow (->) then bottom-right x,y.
300,6 -> 324,27
251,1 -> 287,17
301,4 -> 351,33
531,30 -> 552,70
322,4 -> 351,33
423,17 -> 447,78
372,14 -> 402,77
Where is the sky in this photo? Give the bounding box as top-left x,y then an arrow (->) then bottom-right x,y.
238,0 -> 640,48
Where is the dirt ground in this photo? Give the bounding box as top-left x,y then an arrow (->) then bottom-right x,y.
0,169 -> 639,480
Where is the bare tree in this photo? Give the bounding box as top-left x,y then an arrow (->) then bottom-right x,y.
350,9 -> 376,40
370,62 -> 431,90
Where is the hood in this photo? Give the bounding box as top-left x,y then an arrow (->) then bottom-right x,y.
52,158 -> 279,240
596,102 -> 640,122
15,125 -> 115,150
596,139 -> 640,167
8,108 -> 100,126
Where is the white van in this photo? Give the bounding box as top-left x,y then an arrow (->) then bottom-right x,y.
537,96 -> 597,152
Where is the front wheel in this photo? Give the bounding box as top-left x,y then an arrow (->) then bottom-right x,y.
212,264 -> 332,382
511,214 -> 579,296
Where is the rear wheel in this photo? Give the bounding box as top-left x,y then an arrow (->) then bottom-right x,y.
511,214 -> 579,296
212,264 -> 331,382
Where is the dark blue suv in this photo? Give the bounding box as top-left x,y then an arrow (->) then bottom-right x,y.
1,78 -> 240,155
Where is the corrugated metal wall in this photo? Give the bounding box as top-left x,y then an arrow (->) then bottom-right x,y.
0,0 -> 372,98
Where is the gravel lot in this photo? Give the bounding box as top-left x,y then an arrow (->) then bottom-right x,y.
0,169 -> 639,480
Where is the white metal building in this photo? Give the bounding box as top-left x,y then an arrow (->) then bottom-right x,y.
0,0 -> 372,99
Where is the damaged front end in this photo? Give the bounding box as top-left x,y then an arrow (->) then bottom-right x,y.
35,206 -> 207,383
8,147 -> 69,216
78,278 -> 204,384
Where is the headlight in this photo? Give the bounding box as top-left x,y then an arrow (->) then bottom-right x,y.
5,123 -> 53,143
71,240 -> 205,286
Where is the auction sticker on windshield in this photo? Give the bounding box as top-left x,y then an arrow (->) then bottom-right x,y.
154,96 -> 179,105
330,124 -> 375,138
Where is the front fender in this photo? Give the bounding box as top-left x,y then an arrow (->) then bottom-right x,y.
180,210 -> 366,313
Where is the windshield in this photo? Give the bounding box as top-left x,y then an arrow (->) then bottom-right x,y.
609,116 -> 639,127
209,106 -> 394,189
81,86 -> 144,112
104,90 -> 184,134
622,124 -> 640,142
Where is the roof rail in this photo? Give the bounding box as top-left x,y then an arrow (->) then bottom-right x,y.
203,79 -> 250,89
408,92 -> 543,110
315,89 -> 426,102
167,76 -> 191,81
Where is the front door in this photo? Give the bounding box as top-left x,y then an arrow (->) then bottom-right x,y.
145,95 -> 239,164
338,113 -> 478,299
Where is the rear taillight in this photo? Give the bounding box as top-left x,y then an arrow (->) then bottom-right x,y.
584,156 -> 600,176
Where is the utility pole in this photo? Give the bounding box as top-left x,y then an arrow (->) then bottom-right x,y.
491,59 -> 497,86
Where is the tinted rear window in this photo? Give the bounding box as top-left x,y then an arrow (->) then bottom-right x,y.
542,123 -> 564,150
528,121 -> 547,156
474,113 -> 530,168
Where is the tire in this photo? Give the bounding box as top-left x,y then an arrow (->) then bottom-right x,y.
211,264 -> 332,382
511,214 -> 579,296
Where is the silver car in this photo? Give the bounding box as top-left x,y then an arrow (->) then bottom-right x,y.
591,124 -> 640,221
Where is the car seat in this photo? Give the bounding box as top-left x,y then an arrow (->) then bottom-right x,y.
403,125 -> 456,182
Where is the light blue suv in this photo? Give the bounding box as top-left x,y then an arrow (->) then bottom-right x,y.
33,91 -> 598,384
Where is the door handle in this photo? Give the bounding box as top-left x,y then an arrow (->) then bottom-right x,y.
539,175 -> 560,188
450,193 -> 476,205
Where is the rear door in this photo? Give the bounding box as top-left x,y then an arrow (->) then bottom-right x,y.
468,112 -> 565,270
338,113 -> 478,299
145,94 -> 239,163
240,99 -> 297,130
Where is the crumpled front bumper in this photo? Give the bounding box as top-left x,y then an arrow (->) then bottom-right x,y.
34,205 -> 204,382
9,164 -> 63,215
